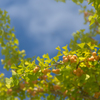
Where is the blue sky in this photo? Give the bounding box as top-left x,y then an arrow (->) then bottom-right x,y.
1,0 -> 100,100
0,0 -> 99,98
0,0 -> 94,76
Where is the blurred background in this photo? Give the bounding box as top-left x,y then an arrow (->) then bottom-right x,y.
0,0 -> 96,78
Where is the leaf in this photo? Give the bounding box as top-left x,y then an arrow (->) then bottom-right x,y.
88,15 -> 93,21
5,78 -> 12,88
80,62 -> 86,67
85,74 -> 90,80
87,42 -> 91,47
55,0 -> 66,3
0,73 -> 4,77
88,14 -> 97,26
11,33 -> 15,37
57,51 -> 62,56
7,97 -> 12,100
21,50 -> 25,53
11,27 -> 15,32
79,0 -> 83,3
62,45 -> 68,51
4,10 -> 8,14
12,70 -> 17,76
79,57 -> 85,60
42,53 -> 49,59
44,59 -> 52,63
1,49 -> 6,55
89,18 -> 95,26
14,38 -> 19,45
77,43 -> 85,49
25,61 -> 29,65
47,73 -> 52,78
0,9 -> 3,14
14,98 -> 19,100
11,64 -> 17,69
37,56 -> 41,61
53,56 -> 59,62
28,74 -> 37,81
6,25 -> 10,28
63,51 -> 68,55
56,46 -> 61,51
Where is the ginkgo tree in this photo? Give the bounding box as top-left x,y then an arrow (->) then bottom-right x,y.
0,0 -> 100,100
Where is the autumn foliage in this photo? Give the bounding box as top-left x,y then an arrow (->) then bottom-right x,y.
0,0 -> 100,100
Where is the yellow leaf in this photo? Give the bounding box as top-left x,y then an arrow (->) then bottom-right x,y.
63,51 -> 68,55
62,45 -> 68,51
85,74 -> 90,80
77,43 -> 85,49
88,15 -> 93,21
42,53 -> 49,59
47,73 -> 52,78
92,3 -> 94,6
0,73 -> 4,77
25,61 -> 29,65
57,51 -> 62,56
0,83 -> 2,87
14,38 -> 19,45
56,46 -> 61,51
89,18 -> 95,26
14,98 -> 19,100
6,84 -> 10,88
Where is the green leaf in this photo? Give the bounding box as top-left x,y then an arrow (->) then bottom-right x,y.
4,10 -> 8,14
28,74 -> 37,81
55,0 -> 66,3
11,27 -> 15,32
79,0 -> 83,3
0,9 -> 3,15
7,97 -> 12,100
1,49 -> 6,55
6,25 -> 10,28
56,75 -> 63,81
56,46 -> 61,51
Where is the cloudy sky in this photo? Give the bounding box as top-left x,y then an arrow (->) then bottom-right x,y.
0,0 -> 97,78
1,0 -> 100,99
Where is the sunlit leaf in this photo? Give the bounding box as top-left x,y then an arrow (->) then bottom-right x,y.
77,43 -> 85,49
14,38 -> 19,45
56,46 -> 61,51
57,51 -> 62,56
85,74 -> 90,80
42,53 -> 49,59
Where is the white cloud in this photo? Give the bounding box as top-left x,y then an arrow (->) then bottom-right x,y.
2,0 -> 86,35
0,0 -> 90,56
